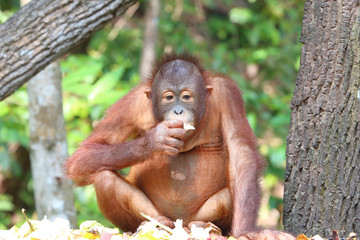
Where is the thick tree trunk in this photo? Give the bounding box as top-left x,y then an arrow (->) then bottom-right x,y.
284,0 -> 360,237
28,61 -> 77,226
0,0 -> 137,101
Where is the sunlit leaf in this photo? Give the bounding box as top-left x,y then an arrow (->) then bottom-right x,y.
269,146 -> 286,168
229,8 -> 253,25
88,65 -> 128,103
0,195 -> 14,211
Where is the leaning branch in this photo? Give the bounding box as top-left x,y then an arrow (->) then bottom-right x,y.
0,0 -> 137,101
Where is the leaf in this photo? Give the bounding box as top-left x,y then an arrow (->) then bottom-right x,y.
296,234 -> 309,240
229,8 -> 253,25
263,174 -> 278,189
247,113 -> 257,131
62,56 -> 103,84
88,65 -> 127,104
0,195 -> 14,211
269,146 -> 286,168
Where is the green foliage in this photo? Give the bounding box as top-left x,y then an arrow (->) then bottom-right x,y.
229,8 -> 253,25
0,0 -> 18,23
0,86 -> 31,228
61,56 -> 139,154
0,0 -> 305,230
0,195 -> 14,229
0,87 -> 29,146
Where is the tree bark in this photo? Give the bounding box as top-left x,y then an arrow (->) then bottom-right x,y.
139,0 -> 160,81
0,0 -> 137,101
20,0 -> 77,227
284,0 -> 360,237
28,61 -> 77,226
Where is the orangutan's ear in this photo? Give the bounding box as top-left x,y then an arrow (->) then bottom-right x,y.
206,85 -> 214,97
145,88 -> 152,99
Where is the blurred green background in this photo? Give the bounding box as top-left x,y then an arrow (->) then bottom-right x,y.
0,0 -> 305,230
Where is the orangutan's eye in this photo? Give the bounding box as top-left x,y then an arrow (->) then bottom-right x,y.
182,95 -> 191,100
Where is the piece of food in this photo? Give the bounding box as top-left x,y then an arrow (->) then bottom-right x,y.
183,123 -> 195,131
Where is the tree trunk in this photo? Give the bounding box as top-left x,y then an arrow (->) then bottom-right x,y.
284,0 -> 360,237
0,0 -> 137,101
28,62 -> 77,227
139,0 -> 160,81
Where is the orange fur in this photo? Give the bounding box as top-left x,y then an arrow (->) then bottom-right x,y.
65,53 -> 265,237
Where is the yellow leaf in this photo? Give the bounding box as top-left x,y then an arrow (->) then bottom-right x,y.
83,232 -> 100,239
136,232 -> 159,240
296,234 -> 309,240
